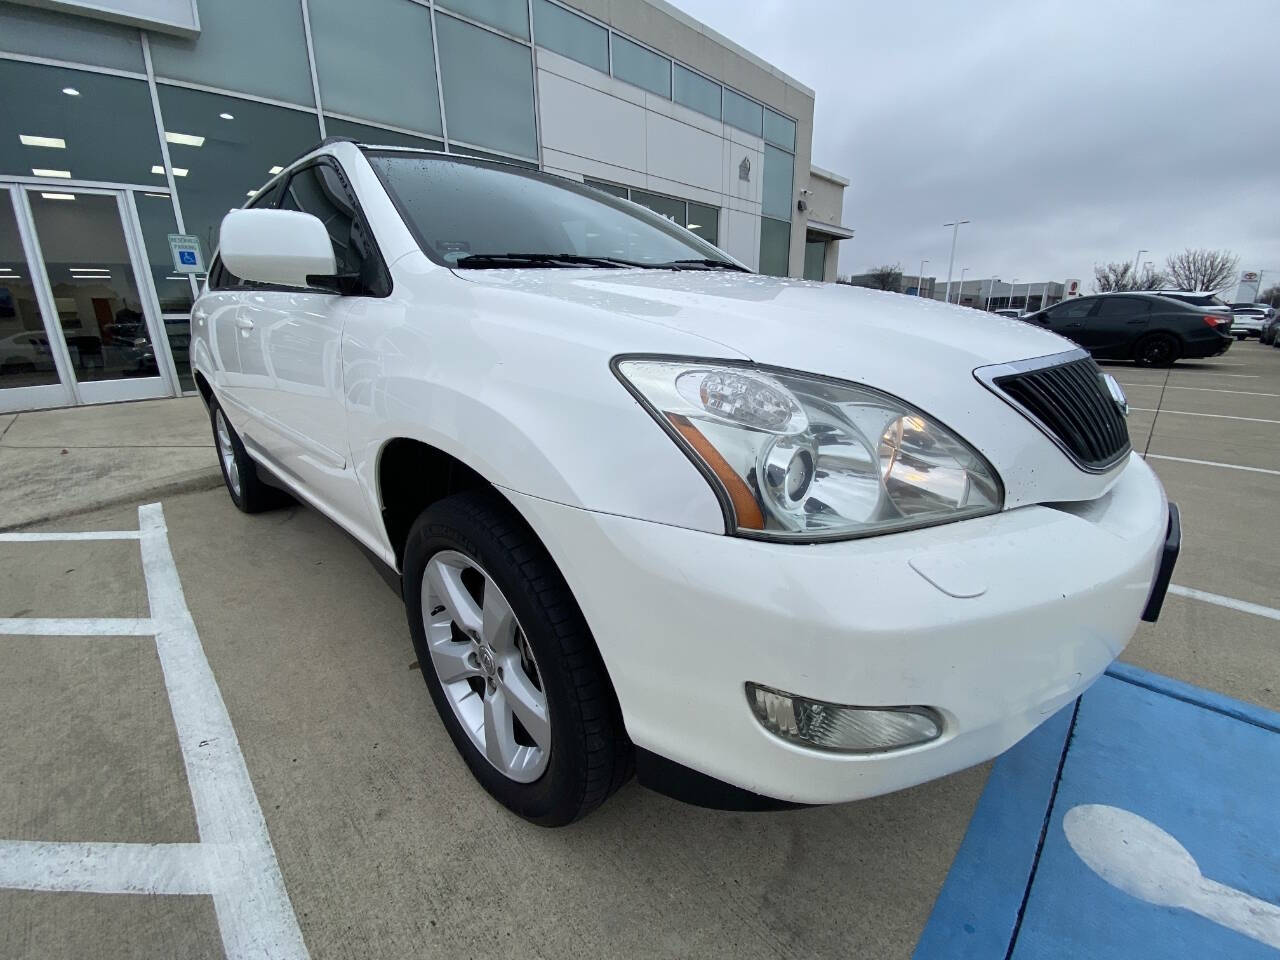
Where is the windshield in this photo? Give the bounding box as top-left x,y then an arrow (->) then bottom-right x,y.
365,151 -> 737,270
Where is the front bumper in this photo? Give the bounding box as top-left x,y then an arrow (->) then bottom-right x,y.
504,453 -> 1171,806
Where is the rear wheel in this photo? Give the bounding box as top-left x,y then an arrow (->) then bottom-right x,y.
211,403 -> 290,513
1134,332 -> 1180,368
404,490 -> 631,826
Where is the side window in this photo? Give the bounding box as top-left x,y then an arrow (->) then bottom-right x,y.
1049,297 -> 1095,320
279,161 -> 389,295
1095,297 -> 1149,318
207,255 -> 233,291
248,178 -> 285,210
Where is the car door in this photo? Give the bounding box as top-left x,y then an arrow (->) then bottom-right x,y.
1078,296 -> 1150,357
235,157 -> 389,535
1033,297 -> 1098,346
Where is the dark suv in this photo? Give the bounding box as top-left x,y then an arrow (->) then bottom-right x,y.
1022,293 -> 1233,367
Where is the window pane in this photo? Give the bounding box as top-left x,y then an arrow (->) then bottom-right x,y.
673,64 -> 720,120
157,86 -> 321,259
149,0 -> 314,105
436,15 -> 538,159
764,109 -> 796,152
583,179 -> 629,199
0,61 -> 162,185
630,189 -> 684,225
686,201 -> 718,246
533,0 -> 608,73
309,0 -> 442,136
759,216 -> 790,277
366,153 -> 727,266
803,238 -> 825,281
438,0 -> 529,39
134,193 -> 193,314
762,144 -> 794,221
0,3 -> 143,72
134,194 -> 195,389
325,117 -> 443,151
1096,297 -> 1148,317
29,191 -> 156,384
610,35 -> 671,98
0,195 -> 58,389
723,89 -> 762,137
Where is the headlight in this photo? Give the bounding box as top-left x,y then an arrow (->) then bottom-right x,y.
615,358 -> 1003,541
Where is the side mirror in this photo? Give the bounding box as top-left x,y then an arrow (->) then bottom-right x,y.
219,208 -> 336,288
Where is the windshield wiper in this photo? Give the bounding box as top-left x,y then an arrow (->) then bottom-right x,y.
652,258 -> 748,272
453,252 -> 646,269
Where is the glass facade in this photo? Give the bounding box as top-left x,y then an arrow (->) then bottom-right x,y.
0,0 -> 813,408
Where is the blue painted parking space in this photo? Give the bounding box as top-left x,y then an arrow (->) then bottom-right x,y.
916,664 -> 1280,959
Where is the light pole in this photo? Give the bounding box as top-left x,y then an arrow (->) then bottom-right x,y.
985,277 -> 1000,311
1132,249 -> 1147,285
1010,278 -> 1019,312
918,259 -> 929,297
955,267 -> 969,304
943,219 -> 970,304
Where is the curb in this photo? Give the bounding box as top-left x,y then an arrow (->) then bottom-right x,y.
1,466 -> 224,532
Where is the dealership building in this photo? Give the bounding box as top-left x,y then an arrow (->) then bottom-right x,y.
0,0 -> 851,414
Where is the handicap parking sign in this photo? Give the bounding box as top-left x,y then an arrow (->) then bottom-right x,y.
168,234 -> 204,274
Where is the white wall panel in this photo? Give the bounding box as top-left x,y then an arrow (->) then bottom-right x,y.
537,70 -> 647,173
644,113 -> 722,194
723,207 -> 760,270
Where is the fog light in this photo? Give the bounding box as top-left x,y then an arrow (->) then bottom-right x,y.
747,683 -> 942,753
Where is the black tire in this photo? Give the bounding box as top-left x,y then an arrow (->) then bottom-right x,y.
209,401 -> 290,513
1133,332 -> 1181,368
404,489 -> 632,826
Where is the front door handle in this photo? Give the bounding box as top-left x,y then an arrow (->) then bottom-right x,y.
235,316 -> 255,330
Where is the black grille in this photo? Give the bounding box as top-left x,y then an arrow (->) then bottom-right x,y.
993,356 -> 1130,470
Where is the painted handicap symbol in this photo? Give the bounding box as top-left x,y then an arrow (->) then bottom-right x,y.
1064,804 -> 1280,950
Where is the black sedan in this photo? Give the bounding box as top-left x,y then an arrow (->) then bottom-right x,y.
1021,293 -> 1233,367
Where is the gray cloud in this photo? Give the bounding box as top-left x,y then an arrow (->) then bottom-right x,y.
676,0 -> 1280,289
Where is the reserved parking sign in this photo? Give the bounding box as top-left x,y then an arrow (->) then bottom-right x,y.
168,234 -> 204,274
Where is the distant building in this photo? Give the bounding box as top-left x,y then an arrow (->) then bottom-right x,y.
845,272 -> 937,298
935,278 -> 1069,312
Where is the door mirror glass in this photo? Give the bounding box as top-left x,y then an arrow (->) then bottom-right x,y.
218,208 -> 336,288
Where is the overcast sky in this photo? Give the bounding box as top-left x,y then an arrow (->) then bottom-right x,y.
677,0 -> 1280,291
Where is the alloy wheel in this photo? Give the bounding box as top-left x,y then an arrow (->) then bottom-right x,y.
214,409 -> 241,498
421,550 -> 551,783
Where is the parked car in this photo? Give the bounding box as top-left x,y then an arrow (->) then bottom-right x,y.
1021,292 -> 1233,366
1265,312 -> 1280,345
192,140 -> 1178,825
1227,304 -> 1271,340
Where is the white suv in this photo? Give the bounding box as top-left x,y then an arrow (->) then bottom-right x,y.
192,140 -> 1179,825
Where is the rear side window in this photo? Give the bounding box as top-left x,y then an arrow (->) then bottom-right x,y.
1095,297 -> 1149,318
1050,298 -> 1095,319
279,161 -> 390,295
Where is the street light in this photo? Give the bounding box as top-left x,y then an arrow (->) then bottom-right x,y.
1010,278 -> 1019,313
1132,249 -> 1147,283
985,277 -> 1000,312
956,267 -> 969,304
943,219 -> 971,304
918,259 -> 929,297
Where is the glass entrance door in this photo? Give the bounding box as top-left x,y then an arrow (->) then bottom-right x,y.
0,184 -> 179,413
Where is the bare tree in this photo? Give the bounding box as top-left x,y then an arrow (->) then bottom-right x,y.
1135,265 -> 1169,290
864,264 -> 903,291
1164,248 -> 1240,293
1092,261 -> 1140,292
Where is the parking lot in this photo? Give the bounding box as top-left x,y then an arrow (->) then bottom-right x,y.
1,342 -> 1277,959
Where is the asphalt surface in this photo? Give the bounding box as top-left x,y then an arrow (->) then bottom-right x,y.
1,341 -> 1277,959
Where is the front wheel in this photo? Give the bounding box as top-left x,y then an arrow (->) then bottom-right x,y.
1133,332 -> 1180,368
403,490 -> 632,826
210,403 -> 290,513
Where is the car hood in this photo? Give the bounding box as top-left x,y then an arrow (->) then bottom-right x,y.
456,269 -> 1127,506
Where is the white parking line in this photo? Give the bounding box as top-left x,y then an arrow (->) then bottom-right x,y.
0,617 -> 156,635
1145,454 -> 1280,477
0,530 -> 141,541
0,503 -> 310,960
1130,408 -> 1280,425
1120,383 -> 1280,399
1169,585 -> 1280,622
